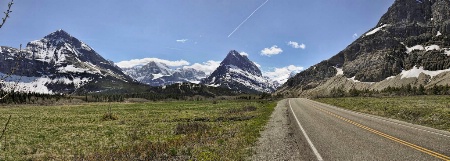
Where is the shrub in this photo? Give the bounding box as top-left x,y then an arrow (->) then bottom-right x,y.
174,122 -> 209,135
101,112 -> 118,121
227,105 -> 257,113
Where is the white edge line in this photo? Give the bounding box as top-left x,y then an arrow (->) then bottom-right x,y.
310,100 -> 450,138
289,99 -> 324,161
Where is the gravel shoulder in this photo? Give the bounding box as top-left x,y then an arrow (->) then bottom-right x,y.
250,99 -> 304,160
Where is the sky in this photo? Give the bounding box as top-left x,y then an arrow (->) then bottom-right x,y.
0,0 -> 394,82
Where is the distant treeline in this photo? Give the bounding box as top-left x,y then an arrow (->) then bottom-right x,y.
328,84 -> 450,98
0,91 -> 64,104
0,90 -> 277,104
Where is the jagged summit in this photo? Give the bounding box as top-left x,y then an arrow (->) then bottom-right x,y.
201,50 -> 276,93
142,61 -> 172,75
41,29 -> 79,46
44,29 -> 72,39
221,50 -> 262,77
378,0 -> 450,25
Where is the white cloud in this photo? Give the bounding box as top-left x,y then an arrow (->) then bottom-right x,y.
240,51 -> 249,57
116,58 -> 190,68
263,65 -> 304,84
176,39 -> 188,43
287,41 -> 306,49
352,33 -> 358,39
183,60 -> 221,75
261,45 -> 283,56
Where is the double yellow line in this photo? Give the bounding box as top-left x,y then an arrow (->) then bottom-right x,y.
310,103 -> 450,161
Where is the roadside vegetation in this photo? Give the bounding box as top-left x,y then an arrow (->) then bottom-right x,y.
315,95 -> 450,132
0,99 -> 276,160
326,84 -> 450,98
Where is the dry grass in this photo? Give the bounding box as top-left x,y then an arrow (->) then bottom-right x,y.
315,95 -> 450,132
0,100 -> 276,160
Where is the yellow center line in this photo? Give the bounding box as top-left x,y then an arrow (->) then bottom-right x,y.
308,102 -> 450,161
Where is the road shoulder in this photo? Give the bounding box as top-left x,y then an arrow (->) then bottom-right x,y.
250,99 -> 304,160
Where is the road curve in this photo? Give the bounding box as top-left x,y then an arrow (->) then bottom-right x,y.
288,98 -> 450,161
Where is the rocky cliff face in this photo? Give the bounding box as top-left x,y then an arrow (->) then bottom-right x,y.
279,0 -> 450,96
0,29 -> 137,94
201,50 -> 277,93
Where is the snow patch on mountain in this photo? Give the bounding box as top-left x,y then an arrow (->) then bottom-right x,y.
57,65 -> 93,74
400,66 -> 450,79
0,72 -> 92,94
345,76 -> 375,84
445,49 -> 450,56
365,24 -> 388,36
334,67 -> 344,76
425,45 -> 440,51
402,43 -> 424,53
403,43 -> 445,54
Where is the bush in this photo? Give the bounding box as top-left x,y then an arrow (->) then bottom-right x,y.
227,106 -> 257,113
101,112 -> 118,121
174,122 -> 209,135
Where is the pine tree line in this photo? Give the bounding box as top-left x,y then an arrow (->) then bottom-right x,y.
328,84 -> 450,98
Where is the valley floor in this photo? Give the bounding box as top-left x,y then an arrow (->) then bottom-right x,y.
0,100 -> 275,160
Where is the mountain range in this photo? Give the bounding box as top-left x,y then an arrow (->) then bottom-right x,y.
277,0 -> 450,97
0,30 -> 279,94
122,50 -> 278,93
121,61 -> 206,86
2,0 -> 448,96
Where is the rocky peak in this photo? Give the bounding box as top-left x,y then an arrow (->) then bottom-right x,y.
140,61 -> 172,75
378,0 -> 432,25
25,29 -> 100,62
378,0 -> 450,25
201,50 -> 276,93
40,29 -> 83,46
44,29 -> 72,39
221,50 -> 262,77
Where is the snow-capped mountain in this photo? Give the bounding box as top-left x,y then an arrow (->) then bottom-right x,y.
0,29 -> 135,94
278,0 -> 450,97
122,61 -> 206,86
201,50 -> 277,93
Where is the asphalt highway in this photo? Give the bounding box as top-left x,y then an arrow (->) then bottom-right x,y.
288,98 -> 450,161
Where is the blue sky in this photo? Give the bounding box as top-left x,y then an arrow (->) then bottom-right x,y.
0,0 -> 394,81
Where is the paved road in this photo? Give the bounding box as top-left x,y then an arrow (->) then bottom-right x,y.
288,98 -> 450,161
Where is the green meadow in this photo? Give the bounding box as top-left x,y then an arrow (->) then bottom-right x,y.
0,100 -> 275,160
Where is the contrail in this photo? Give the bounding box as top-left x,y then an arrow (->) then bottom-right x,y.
227,0 -> 269,38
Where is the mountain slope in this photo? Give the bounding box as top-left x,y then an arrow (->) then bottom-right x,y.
201,50 -> 277,93
278,0 -> 450,97
0,29 -> 140,94
121,61 -> 206,86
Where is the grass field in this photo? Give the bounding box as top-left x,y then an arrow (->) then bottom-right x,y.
0,100 -> 275,160
315,96 -> 450,132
